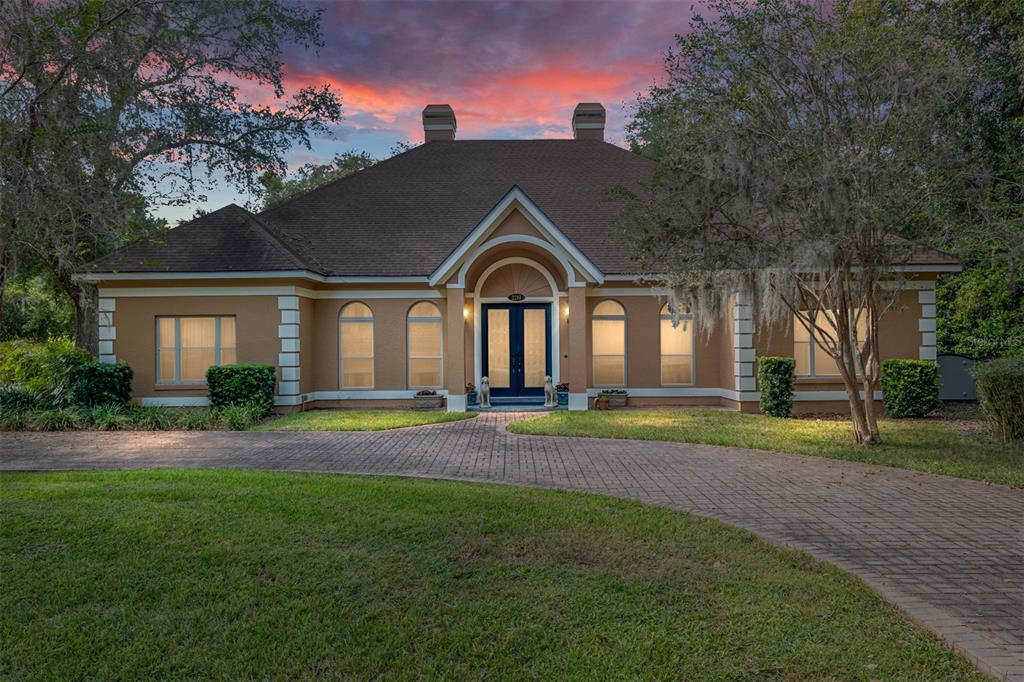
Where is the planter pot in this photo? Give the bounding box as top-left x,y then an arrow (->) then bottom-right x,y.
414,395 -> 444,410
606,394 -> 628,408
467,391 -> 479,406
595,397 -> 610,411
556,391 -> 568,406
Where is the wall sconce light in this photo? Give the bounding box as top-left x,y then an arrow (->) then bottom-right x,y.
464,305 -> 471,320
563,303 -> 570,318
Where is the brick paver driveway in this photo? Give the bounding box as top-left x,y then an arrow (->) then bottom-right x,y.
2,412 -> 1021,679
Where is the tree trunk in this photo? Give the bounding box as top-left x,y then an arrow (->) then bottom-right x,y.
73,282 -> 99,356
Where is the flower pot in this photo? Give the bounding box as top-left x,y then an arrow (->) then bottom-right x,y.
607,394 -> 628,408
467,391 -> 479,406
595,397 -> 610,411
414,394 -> 444,410
556,391 -> 568,406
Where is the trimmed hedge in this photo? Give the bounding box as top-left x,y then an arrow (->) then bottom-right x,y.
758,356 -> 795,417
69,361 -> 134,407
881,359 -> 940,418
974,357 -> 1024,442
206,364 -> 275,416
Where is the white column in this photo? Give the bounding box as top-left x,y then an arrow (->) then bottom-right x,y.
918,286 -> 937,360
732,291 -> 756,392
97,297 -> 117,364
277,296 -> 301,397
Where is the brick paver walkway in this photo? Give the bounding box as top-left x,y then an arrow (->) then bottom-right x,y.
2,413 -> 1021,679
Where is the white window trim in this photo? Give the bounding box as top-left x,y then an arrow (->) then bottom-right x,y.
156,315 -> 236,385
339,303 -> 375,390
407,302 -> 444,389
592,300 -> 626,388
660,305 -> 695,386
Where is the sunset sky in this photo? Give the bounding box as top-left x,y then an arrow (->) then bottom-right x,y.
164,0 -> 699,223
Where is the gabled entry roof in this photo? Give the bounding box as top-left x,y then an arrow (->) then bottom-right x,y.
86,140 -> 657,277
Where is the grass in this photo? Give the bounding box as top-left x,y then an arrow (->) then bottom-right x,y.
508,408 -> 1023,487
255,409 -> 475,431
0,470 -> 985,680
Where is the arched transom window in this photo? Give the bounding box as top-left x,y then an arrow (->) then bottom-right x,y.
592,300 -> 626,386
407,301 -> 443,388
660,304 -> 694,385
339,302 -> 374,388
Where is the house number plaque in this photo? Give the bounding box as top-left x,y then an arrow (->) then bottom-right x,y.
507,293 -> 525,302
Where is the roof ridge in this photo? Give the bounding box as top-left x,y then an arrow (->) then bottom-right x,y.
241,208 -> 325,274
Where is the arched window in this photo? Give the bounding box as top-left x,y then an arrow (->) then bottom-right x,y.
407,301 -> 443,388
592,300 -> 625,386
339,302 -> 374,388
660,304 -> 694,385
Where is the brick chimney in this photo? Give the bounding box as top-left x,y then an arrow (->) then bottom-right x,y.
423,104 -> 456,142
572,102 -> 605,141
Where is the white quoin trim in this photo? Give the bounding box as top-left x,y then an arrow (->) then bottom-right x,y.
277,296 -> 301,397
428,186 -> 604,286
732,291 -> 756,392
918,286 -> 938,360
97,298 -> 117,364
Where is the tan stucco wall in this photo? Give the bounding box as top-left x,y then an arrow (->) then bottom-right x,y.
584,294 -> 722,390
311,297 -> 447,392
109,295 -> 279,397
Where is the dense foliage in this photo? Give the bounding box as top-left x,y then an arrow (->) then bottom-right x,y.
260,152 -> 378,210
881,360 -> 941,418
0,338 -> 90,404
937,261 -> 1024,359
758,357 -> 795,418
206,364 -> 276,416
68,361 -> 134,408
622,0 -> 980,445
974,357 -> 1024,442
0,276 -> 75,342
0,404 -> 264,432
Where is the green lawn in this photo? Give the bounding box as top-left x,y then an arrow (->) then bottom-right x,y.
256,409 -> 475,431
1,470 -> 983,680
508,409 -> 1023,487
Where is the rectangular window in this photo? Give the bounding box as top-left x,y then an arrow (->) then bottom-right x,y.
794,310 -> 867,377
660,310 -> 694,385
157,316 -> 236,384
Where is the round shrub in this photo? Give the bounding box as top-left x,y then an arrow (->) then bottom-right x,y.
881,359 -> 941,418
206,364 -> 276,416
68,361 -> 134,407
758,356 -> 795,418
973,357 -> 1024,442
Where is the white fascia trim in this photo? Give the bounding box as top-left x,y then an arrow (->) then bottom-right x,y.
99,286 -> 444,299
79,270 -> 431,284
429,186 -> 604,286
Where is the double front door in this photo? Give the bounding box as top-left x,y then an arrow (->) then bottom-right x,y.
482,303 -> 551,398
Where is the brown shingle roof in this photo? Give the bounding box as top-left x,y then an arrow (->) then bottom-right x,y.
85,140 -> 959,276
85,204 -> 311,273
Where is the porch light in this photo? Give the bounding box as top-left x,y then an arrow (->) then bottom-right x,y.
563,303 -> 570,318
464,304 -> 471,320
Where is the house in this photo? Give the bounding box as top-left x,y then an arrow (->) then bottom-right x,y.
80,103 -> 960,413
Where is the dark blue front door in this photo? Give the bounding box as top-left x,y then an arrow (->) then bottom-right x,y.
482,303 -> 551,398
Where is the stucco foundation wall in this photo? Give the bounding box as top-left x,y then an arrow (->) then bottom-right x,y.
107,295 -> 279,398
311,297 -> 447,392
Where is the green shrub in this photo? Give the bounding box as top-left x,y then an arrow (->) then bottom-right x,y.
128,406 -> 174,430
0,411 -> 28,431
758,356 -> 795,418
68,361 -> 133,407
206,364 -> 276,416
881,359 -> 941,418
177,409 -> 216,431
0,384 -> 44,415
974,357 -> 1024,442
217,403 -> 263,431
29,408 -> 78,431
0,338 -> 90,405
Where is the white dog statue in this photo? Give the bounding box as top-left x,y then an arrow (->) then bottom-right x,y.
479,376 -> 491,408
543,375 -> 556,407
